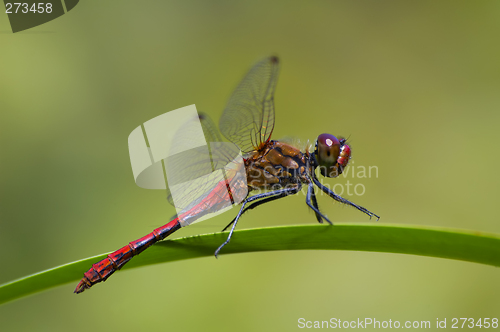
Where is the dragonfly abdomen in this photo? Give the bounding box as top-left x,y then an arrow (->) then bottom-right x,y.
74,219 -> 181,293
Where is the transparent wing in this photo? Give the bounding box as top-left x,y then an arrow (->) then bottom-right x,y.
219,56 -> 280,153
164,113 -> 247,217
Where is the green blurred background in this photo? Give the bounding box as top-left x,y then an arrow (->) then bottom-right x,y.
1,1 -> 499,331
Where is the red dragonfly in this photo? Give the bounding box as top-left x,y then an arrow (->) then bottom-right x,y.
75,56 -> 379,293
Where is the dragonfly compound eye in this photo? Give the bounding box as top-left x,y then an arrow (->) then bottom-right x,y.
315,133 -> 342,177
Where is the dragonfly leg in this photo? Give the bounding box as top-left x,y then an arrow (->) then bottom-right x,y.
221,192 -> 288,232
215,184 -> 302,257
312,174 -> 380,220
306,182 -> 331,224
310,184 -> 323,223
222,182 -> 330,230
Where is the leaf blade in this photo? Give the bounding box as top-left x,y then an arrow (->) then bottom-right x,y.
1,224 -> 499,305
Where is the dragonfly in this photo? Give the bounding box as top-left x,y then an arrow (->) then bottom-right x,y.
74,56 -> 379,294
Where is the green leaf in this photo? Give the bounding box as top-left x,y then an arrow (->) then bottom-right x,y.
1,224 -> 499,305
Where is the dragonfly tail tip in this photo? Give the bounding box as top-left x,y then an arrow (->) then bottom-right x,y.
74,279 -> 90,294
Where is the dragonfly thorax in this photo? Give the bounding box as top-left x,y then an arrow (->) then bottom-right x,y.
245,140 -> 310,190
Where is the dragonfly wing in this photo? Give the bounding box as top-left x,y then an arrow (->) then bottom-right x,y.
165,113 -> 217,205
164,113 -> 247,223
219,56 -> 280,153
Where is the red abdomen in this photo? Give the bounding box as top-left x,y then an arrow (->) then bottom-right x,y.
74,219 -> 181,293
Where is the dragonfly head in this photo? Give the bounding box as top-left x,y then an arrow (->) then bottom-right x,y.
314,134 -> 351,178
